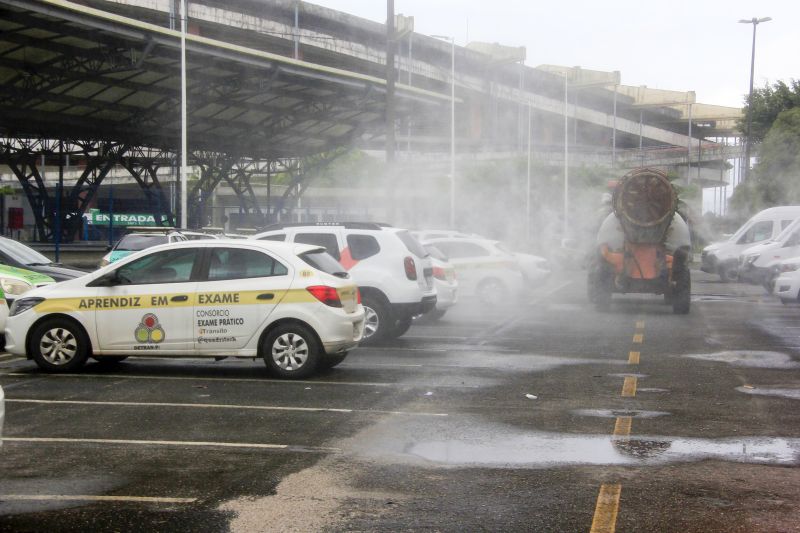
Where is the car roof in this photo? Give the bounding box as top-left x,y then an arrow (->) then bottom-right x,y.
257,222 -> 391,232
129,238 -> 324,257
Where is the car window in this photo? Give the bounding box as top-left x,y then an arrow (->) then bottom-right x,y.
781,219 -> 794,230
737,221 -> 773,245
0,237 -> 52,265
115,248 -> 198,284
347,234 -> 380,260
785,230 -> 800,247
396,230 -> 427,258
116,234 -> 169,251
259,233 -> 286,242
295,232 -> 340,260
299,250 -> 347,275
424,244 -> 448,261
435,241 -> 491,259
207,248 -> 288,280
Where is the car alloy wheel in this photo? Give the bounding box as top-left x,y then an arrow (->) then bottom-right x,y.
363,305 -> 380,339
271,332 -> 309,371
40,327 -> 78,366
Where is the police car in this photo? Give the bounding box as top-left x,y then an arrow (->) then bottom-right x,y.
6,240 -> 365,379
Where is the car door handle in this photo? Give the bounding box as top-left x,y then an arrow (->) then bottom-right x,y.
171,295 -> 189,302
257,293 -> 275,301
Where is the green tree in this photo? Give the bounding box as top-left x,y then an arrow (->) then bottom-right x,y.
739,79 -> 800,143
751,107 -> 800,205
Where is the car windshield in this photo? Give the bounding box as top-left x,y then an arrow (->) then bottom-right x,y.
397,230 -> 428,258
423,244 -> 448,261
298,249 -> 348,277
0,237 -> 52,265
115,234 -> 168,251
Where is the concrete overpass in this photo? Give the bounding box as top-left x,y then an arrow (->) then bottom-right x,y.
0,0 -> 744,241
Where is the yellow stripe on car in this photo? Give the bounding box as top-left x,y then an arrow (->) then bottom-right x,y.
31,287 -> 354,314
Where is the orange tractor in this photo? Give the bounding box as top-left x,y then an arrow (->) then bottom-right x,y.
588,168 -> 691,314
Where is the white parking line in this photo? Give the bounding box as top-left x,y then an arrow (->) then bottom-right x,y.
0,372 -> 395,387
0,494 -> 196,504
1,437 -> 339,452
6,398 -> 448,417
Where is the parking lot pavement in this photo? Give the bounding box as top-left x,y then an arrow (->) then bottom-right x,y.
2,272 -> 800,531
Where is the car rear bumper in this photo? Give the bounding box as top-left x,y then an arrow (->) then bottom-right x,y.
393,295 -> 437,317
320,313 -> 364,355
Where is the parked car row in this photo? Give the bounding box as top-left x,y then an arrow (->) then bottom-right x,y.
0,223 -> 551,379
701,205 -> 800,304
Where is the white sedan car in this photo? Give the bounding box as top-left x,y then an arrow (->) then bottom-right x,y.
425,237 -> 525,305
421,243 -> 458,320
774,257 -> 800,304
6,240 -> 364,379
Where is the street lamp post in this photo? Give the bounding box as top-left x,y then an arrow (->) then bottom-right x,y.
180,0 -> 188,229
432,35 -> 455,229
739,16 -> 771,183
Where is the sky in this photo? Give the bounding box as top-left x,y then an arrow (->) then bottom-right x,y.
309,0 -> 799,108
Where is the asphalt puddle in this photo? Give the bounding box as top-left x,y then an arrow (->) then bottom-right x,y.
345,418 -> 800,469
684,350 -> 800,369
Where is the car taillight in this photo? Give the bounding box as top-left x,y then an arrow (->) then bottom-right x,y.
306,286 -> 342,307
404,256 -> 417,280
433,266 -> 446,280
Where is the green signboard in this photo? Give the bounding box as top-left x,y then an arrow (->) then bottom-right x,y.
86,209 -> 169,226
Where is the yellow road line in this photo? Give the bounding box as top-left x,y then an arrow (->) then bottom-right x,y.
627,351 -> 640,364
621,377 -> 637,397
613,416 -> 632,438
590,483 -> 622,533
635,321 -> 645,330
632,333 -> 643,344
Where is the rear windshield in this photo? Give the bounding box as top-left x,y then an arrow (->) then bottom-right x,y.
299,250 -> 348,277
424,244 -> 448,261
116,234 -> 168,251
397,230 -> 427,258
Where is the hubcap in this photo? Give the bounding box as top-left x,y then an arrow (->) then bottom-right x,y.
271,332 -> 309,371
363,306 -> 379,339
40,327 -> 78,365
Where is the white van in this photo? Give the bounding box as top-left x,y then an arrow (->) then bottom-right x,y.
739,216 -> 800,287
701,206 -> 800,281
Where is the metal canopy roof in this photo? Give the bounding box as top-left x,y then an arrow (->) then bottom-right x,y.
0,0 -> 448,158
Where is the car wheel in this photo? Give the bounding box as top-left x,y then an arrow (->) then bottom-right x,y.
672,262 -> 691,315
262,324 -> 320,379
91,356 -> 129,366
763,271 -> 778,294
30,318 -> 90,373
589,260 -> 613,311
718,264 -> 737,283
477,278 -> 508,306
388,315 -> 413,338
360,295 -> 392,345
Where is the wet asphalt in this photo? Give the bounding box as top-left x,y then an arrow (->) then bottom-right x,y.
1,269 -> 800,532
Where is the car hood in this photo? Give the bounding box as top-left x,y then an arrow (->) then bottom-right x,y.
26,264 -> 88,282
741,241 -> 779,257
703,241 -> 726,253
0,265 -> 55,284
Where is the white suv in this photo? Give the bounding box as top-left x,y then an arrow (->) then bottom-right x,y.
253,223 -> 436,343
